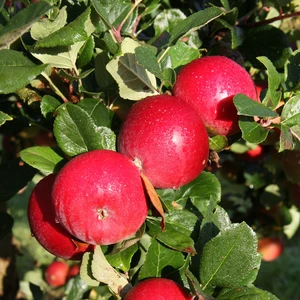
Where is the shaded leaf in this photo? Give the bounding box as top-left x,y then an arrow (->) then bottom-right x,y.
94,51 -> 115,89
20,146 -> 66,173
0,1 -> 52,49
285,49 -> 300,92
40,95 -> 61,119
0,50 -> 48,94
64,276 -> 90,300
200,222 -> 261,289
138,238 -> 185,280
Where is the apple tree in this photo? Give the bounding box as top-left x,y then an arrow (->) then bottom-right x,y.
0,0 -> 299,299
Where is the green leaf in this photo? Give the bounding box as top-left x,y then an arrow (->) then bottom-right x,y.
34,7 -> 94,48
234,94 -> 278,117
64,276 -> 90,300
238,117 -> 269,144
106,37 -> 159,100
77,98 -> 113,127
217,285 -> 279,300
19,146 -> 66,173
241,26 -> 292,69
80,252 -> 99,287
285,49 -> 300,92
0,212 -> 14,240
158,172 -> 221,217
0,1 -> 52,49
281,94 -> 300,127
135,45 -> 163,79
0,111 -> 13,126
94,51 -> 115,89
0,159 -> 36,202
200,222 -> 261,290
31,5 -> 67,41
0,50 -> 48,94
91,246 -> 129,296
53,103 -> 116,157
209,135 -> 228,151
138,238 -> 185,280
256,56 -> 282,109
169,7 -> 224,45
107,244 -> 138,272
279,123 -> 300,152
77,36 -> 95,69
40,95 -> 61,119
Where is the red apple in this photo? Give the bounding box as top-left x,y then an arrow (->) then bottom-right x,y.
240,145 -> 264,161
45,261 -> 69,288
28,174 -> 94,260
257,237 -> 283,262
118,94 -> 209,189
52,150 -> 148,245
173,56 -> 258,136
124,278 -> 193,300
67,264 -> 80,280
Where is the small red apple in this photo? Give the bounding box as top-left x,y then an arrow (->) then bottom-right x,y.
118,94 -> 209,189
45,261 -> 69,288
240,145 -> 264,161
52,150 -> 148,245
28,174 -> 94,260
173,56 -> 258,136
123,278 -> 193,300
257,237 -> 283,262
67,264 -> 80,280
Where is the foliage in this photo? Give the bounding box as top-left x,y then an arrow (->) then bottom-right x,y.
0,0 -> 299,299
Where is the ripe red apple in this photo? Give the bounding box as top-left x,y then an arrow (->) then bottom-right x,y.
52,150 -> 148,245
118,94 -> 209,189
67,264 -> 80,280
239,145 -> 264,161
44,261 -> 69,288
28,174 -> 94,260
257,237 -> 283,262
123,278 -> 193,300
173,56 -> 258,136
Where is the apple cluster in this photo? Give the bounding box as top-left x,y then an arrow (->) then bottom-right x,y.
27,55 -> 258,297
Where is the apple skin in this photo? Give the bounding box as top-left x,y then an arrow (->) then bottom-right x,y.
257,237 -> 283,262
45,261 -> 69,288
239,145 -> 264,162
123,278 -> 193,300
28,174 -> 94,260
52,149 -> 148,245
67,264 -> 80,280
118,94 -> 209,189
173,56 -> 258,136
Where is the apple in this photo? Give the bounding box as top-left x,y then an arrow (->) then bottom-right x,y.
44,261 -> 69,288
123,278 -> 193,300
67,264 -> 80,280
257,237 -> 283,262
118,94 -> 209,189
173,56 -> 258,136
52,149 -> 148,245
240,145 -> 264,161
28,174 -> 95,260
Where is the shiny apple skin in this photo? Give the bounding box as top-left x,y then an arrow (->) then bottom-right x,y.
124,278 -> 193,300
173,56 -> 258,136
28,174 -> 94,260
118,94 -> 209,189
52,150 -> 148,245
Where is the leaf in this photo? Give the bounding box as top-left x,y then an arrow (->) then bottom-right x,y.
0,111 -> 13,126
279,123 -> 299,152
80,252 -> 99,287
77,36 -> 95,69
241,26 -> 292,69
138,238 -> 185,280
19,146 -> 66,173
91,245 -> 130,296
234,94 -> 279,117
31,5 -> 67,41
94,51 -> 115,89
209,135 -> 228,151
217,285 -> 279,300
238,117 -> 269,144
0,1 -> 52,49
106,244 -> 138,272
106,37 -> 159,100
0,212 -> 14,240
64,276 -> 90,300
40,95 -> 61,119
256,56 -> 282,109
0,159 -> 36,202
34,7 -> 94,48
285,49 -> 300,92
53,103 -> 116,157
77,98 -> 113,127
0,50 -> 48,94
200,222 -> 261,290
169,7 -> 224,45
281,94 -> 300,127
